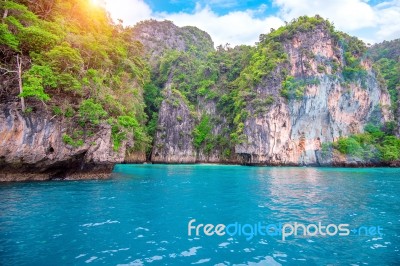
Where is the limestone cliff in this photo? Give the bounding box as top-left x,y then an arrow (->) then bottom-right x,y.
0,0 -> 153,181
396,85 -> 400,138
132,20 -> 214,65
151,88 -> 241,164
151,89 -> 196,163
146,18 -> 395,166
368,39 -> 400,137
236,26 -> 392,165
135,20 -> 242,164
0,102 -> 130,181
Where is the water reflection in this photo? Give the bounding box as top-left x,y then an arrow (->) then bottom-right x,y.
252,167 -> 379,223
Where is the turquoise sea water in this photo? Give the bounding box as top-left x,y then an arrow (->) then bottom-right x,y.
0,165 -> 399,265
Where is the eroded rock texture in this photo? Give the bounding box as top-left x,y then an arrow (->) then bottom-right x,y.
0,103 -> 129,181
236,27 -> 392,165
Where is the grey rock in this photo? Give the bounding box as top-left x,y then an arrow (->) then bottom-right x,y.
0,102 -> 131,181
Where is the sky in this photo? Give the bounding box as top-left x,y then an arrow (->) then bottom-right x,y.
98,0 -> 400,46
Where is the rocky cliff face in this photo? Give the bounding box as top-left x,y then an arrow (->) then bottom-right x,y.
0,0 -> 151,182
0,102 -> 129,181
397,88 -> 400,138
368,39 -> 400,136
151,89 -> 196,163
132,20 -> 214,65
236,26 -> 392,165
135,20 -> 241,164
145,19 -> 394,166
151,88 -> 241,164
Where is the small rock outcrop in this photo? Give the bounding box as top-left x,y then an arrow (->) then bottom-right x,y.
0,103 -> 128,181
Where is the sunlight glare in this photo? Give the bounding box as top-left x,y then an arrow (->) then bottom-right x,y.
90,0 -> 104,7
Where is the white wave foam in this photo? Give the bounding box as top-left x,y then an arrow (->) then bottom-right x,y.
192,258 -> 211,264
81,220 -> 120,227
180,246 -> 202,257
